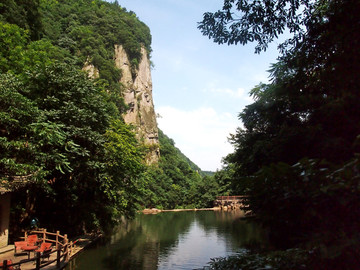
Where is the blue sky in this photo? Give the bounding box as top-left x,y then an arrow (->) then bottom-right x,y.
116,0 -> 280,171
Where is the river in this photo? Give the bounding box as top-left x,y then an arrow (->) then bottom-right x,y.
65,210 -> 266,270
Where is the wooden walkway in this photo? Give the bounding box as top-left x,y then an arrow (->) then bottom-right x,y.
0,231 -> 96,270
0,245 -> 66,270
214,196 -> 248,210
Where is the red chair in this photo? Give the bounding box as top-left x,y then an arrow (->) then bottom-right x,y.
26,235 -> 38,245
14,242 -> 27,255
14,234 -> 38,255
35,242 -> 52,261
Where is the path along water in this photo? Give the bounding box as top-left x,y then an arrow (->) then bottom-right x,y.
65,210 -> 267,270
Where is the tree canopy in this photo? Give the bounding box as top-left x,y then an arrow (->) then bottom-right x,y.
199,0 -> 330,54
225,0 -> 360,176
200,0 -> 360,268
0,0 -> 43,40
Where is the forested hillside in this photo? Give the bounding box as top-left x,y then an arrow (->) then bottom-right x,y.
142,129 -> 220,209
0,0 -> 217,236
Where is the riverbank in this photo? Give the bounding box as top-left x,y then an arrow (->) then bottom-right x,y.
142,207 -> 221,214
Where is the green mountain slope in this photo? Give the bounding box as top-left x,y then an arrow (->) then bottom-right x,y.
0,0 -> 219,235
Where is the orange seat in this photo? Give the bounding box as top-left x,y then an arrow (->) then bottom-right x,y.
14,241 -> 27,250
14,234 -> 38,255
35,242 -> 52,260
14,241 -> 28,254
35,242 -> 52,253
26,234 -> 38,245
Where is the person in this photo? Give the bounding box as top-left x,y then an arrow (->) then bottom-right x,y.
30,217 -> 39,229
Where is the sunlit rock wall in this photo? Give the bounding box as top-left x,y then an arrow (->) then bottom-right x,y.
114,45 -> 160,164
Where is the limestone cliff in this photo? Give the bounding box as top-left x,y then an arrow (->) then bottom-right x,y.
114,45 -> 160,164
82,45 -> 160,164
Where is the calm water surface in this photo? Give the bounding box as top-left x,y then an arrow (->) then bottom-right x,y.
66,210 -> 266,270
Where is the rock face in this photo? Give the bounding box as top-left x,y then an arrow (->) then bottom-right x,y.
82,59 -> 99,79
114,45 -> 160,164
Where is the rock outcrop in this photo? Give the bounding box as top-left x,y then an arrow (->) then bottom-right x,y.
114,45 -> 160,164
82,58 -> 99,79
82,45 -> 160,164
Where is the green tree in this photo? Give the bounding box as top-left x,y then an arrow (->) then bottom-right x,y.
0,22 -> 28,73
199,0 -> 320,54
0,22 -> 63,74
226,0 -> 360,177
103,119 -> 146,218
9,63 -> 110,233
0,74 -> 44,185
242,158 -> 360,268
200,0 -> 360,267
3,61 -> 142,234
0,0 -> 43,40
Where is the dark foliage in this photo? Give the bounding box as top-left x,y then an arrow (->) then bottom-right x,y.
201,0 -> 360,268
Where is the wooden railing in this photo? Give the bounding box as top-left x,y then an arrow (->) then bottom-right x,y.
1,229 -> 75,270
215,195 -> 247,201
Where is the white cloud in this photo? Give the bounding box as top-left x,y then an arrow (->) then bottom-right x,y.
156,106 -> 238,171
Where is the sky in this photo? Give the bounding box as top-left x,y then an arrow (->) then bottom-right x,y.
116,0 -> 280,171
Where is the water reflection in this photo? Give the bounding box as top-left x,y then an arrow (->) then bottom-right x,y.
66,210 -> 266,270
